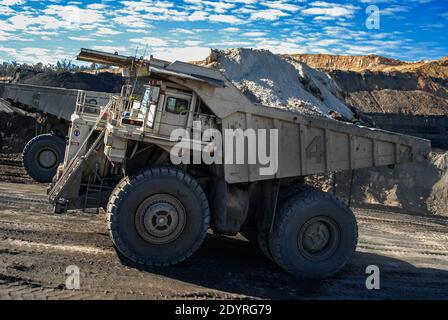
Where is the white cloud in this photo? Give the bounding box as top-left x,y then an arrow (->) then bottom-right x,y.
188,10 -> 209,21
130,37 -> 170,47
170,28 -> 195,35
0,0 -> 24,5
202,1 -> 236,14
255,40 -> 303,54
250,9 -> 290,21
260,1 -> 301,12
209,40 -> 253,46
96,27 -> 122,36
0,46 -> 17,58
13,47 -> 69,64
221,27 -> 240,32
126,28 -> 151,34
43,5 -> 104,25
381,5 -> 410,16
184,40 -> 203,46
302,2 -> 360,20
113,14 -> 150,29
208,14 -> 243,23
149,46 -> 211,62
68,36 -> 96,41
242,31 -> 268,37
86,3 -> 107,10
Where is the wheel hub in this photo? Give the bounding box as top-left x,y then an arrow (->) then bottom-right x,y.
298,216 -> 340,261
135,194 -> 186,245
302,221 -> 330,253
38,149 -> 57,169
143,202 -> 179,238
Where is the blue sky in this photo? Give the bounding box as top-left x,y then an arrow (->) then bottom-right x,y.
0,0 -> 447,64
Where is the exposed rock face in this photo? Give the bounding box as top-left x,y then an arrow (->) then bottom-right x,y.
290,54 -> 448,147
328,70 -> 448,115
287,54 -> 404,72
289,54 -> 448,76
288,54 -> 448,116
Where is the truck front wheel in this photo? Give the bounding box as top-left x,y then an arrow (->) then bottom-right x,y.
270,189 -> 358,278
107,167 -> 210,266
22,134 -> 66,183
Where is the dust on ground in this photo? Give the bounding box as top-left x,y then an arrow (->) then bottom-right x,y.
0,181 -> 447,300
0,154 -> 36,184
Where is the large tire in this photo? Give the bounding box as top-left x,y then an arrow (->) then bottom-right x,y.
107,167 -> 210,266
22,134 -> 66,183
270,189 -> 358,279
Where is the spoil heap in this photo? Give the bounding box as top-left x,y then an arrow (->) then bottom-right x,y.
202,48 -> 355,120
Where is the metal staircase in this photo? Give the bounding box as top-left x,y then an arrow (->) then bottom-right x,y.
83,175 -> 104,214
48,130 -> 105,205
49,101 -> 112,210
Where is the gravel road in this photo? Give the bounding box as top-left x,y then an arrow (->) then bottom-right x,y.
0,159 -> 447,300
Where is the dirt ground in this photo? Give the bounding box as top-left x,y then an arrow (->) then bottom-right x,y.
0,161 -> 447,300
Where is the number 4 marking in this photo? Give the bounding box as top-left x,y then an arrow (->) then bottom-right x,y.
306,136 -> 324,163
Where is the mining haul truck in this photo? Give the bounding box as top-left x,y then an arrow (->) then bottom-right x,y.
48,49 -> 431,278
0,83 -> 111,182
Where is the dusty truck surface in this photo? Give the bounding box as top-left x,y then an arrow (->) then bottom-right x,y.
49,49 -> 431,278
0,82 -> 111,182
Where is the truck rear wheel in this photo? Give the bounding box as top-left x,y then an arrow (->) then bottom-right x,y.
107,167 -> 210,266
270,189 -> 358,278
22,134 -> 66,183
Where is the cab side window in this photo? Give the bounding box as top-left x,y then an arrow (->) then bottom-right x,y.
166,97 -> 189,114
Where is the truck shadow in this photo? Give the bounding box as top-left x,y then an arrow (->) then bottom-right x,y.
119,234 -> 448,300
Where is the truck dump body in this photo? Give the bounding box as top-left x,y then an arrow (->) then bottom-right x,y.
222,109 -> 431,184
0,83 -> 112,120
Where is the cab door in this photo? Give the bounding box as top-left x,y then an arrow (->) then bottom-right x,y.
157,93 -> 191,137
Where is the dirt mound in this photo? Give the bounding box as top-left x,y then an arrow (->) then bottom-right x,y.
0,108 -> 37,154
15,70 -> 125,93
202,48 -> 355,120
308,151 -> 448,217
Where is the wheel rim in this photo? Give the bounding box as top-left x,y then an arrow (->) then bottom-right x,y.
297,216 -> 340,261
135,194 -> 186,245
36,148 -> 58,169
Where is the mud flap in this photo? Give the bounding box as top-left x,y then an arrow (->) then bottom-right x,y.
210,178 -> 249,236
